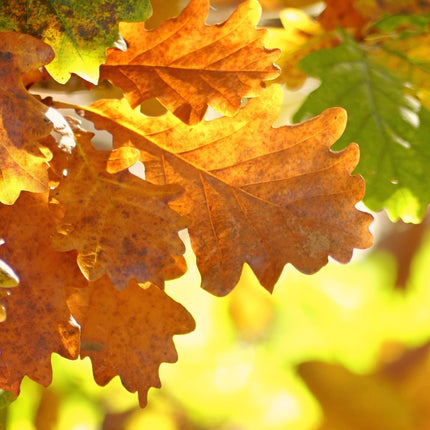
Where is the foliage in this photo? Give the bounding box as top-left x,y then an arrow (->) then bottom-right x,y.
0,0 -> 429,427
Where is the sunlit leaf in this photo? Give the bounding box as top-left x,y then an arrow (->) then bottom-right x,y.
80,84 -> 373,296
0,0 -> 152,83
0,31 -> 53,204
100,0 -> 280,124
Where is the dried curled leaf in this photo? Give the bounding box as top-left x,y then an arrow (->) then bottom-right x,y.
100,0 -> 280,124
0,32 -> 53,204
66,277 -> 195,407
81,84 -> 373,296
0,193 -> 82,395
51,127 -> 188,289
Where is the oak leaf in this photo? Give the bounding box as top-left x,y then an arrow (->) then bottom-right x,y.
80,84 -> 373,296
0,192 -> 83,395
0,0 -> 152,83
0,31 -> 53,204
66,277 -> 195,407
100,0 -> 281,124
294,35 -> 430,222
51,127 -> 188,289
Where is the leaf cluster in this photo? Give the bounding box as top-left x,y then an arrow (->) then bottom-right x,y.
7,0 -> 429,411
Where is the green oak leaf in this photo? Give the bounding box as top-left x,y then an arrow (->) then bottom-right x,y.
0,0 -> 152,84
294,34 -> 430,222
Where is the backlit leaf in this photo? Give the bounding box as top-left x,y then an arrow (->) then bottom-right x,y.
0,0 -> 152,83
51,127 -> 188,289
66,277 -> 195,407
80,84 -> 373,296
294,35 -> 430,222
100,0 -> 281,124
0,192 -> 82,395
0,31 -> 53,204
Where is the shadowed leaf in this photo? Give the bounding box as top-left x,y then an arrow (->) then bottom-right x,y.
51,127 -> 188,289
299,343 -> 430,429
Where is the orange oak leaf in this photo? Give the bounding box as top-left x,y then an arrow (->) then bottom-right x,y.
0,192 -> 83,395
0,32 -> 54,204
100,0 -> 281,124
80,84 -> 373,296
51,127 -> 188,290
66,277 -> 195,407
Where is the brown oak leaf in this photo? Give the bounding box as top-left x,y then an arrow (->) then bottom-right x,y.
51,127 -> 188,290
0,192 -> 83,395
66,277 -> 195,407
100,0 -> 280,124
80,84 -> 373,296
0,32 -> 54,204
